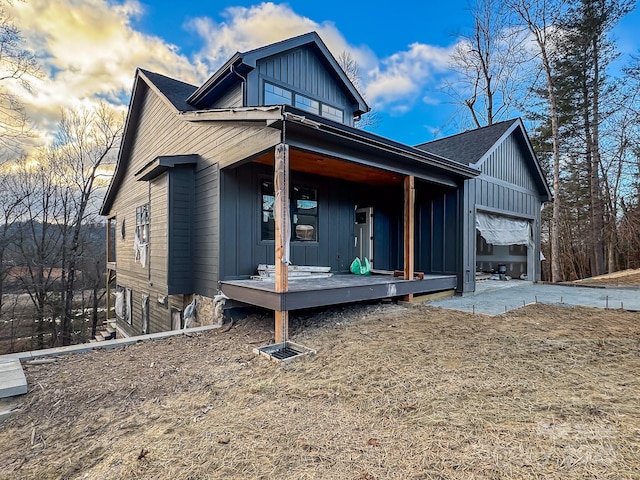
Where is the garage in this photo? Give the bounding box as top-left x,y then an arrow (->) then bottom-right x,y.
475,212 -> 535,281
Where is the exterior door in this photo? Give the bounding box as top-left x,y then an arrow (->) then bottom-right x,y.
355,207 -> 374,266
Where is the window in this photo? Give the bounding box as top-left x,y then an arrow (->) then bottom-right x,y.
264,82 -> 344,123
295,94 -> 320,115
264,82 -> 292,106
292,186 -> 317,241
135,204 -> 150,267
321,104 -> 344,123
261,181 -> 318,242
261,181 -> 275,241
509,244 -> 527,256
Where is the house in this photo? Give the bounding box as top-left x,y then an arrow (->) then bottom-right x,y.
100,32 -> 550,340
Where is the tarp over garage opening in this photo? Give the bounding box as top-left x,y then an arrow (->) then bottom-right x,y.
476,212 -> 532,247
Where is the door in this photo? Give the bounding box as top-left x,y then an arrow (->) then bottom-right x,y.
355,207 -> 374,266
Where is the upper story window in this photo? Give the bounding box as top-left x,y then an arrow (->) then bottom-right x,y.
263,81 -> 345,124
295,94 -> 319,115
321,104 -> 344,123
264,82 -> 292,106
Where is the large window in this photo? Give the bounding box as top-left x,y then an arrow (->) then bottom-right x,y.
261,181 -> 318,242
321,104 -> 344,123
264,81 -> 344,124
264,82 -> 292,106
295,94 -> 320,115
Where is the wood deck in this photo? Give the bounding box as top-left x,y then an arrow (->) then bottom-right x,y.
220,273 -> 457,311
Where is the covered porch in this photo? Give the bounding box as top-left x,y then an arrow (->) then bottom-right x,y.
220,273 -> 457,311
218,111 -> 479,342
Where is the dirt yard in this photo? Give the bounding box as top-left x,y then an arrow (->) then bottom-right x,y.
1,302 -> 639,479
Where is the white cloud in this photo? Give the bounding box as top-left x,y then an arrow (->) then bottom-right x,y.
364,42 -> 455,111
2,0 -> 459,149
185,2 -> 377,76
5,0 -> 204,146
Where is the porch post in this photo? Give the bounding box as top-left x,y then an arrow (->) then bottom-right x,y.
403,175 -> 415,301
274,143 -> 290,343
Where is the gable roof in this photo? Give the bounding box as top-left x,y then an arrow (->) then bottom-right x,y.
139,69 -> 198,112
186,31 -> 369,115
415,119 -> 518,166
415,119 -> 552,201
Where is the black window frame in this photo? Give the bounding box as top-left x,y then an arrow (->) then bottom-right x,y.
260,179 -> 318,243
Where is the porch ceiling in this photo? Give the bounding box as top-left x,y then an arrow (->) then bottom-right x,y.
253,147 -> 404,186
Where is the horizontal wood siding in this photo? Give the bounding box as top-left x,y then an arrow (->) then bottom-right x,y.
210,83 -> 243,108
107,84 -> 282,329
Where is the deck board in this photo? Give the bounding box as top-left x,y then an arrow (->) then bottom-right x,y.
221,273 -> 457,310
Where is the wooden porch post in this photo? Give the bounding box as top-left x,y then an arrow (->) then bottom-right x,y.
404,175 -> 415,301
274,143 -> 290,343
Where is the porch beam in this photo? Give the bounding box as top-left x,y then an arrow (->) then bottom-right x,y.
403,175 -> 415,301
274,143 -> 290,343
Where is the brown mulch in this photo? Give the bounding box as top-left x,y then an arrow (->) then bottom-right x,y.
0,302 -> 639,479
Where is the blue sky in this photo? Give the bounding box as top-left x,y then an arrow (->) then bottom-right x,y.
5,0 -> 640,147
130,0 -> 483,143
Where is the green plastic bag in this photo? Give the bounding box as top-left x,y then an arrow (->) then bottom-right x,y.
350,257 -> 371,275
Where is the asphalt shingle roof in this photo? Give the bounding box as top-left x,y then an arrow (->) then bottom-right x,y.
140,69 -> 198,112
415,119 -> 518,165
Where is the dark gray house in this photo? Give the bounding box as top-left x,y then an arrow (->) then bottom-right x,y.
100,32 -> 550,339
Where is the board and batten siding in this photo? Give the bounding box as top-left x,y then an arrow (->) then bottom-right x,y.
219,163 -> 358,279
107,82 -> 282,334
459,131 -> 545,293
246,45 -> 354,125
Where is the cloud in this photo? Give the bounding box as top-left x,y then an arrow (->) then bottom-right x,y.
364,42 -> 455,111
5,0 -> 204,146
185,2 -> 377,76
2,0 -> 460,150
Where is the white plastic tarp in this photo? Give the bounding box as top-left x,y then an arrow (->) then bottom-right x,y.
476,212 -> 532,247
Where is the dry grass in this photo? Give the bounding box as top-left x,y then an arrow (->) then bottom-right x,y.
574,269 -> 640,287
1,302 -> 639,479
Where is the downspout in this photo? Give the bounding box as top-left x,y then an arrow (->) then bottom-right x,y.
230,65 -> 246,105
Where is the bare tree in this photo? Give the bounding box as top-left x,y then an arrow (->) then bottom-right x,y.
0,2 -> 40,154
337,51 -> 380,129
0,168 -> 25,315
53,103 -> 122,345
448,0 -> 528,128
13,150 -> 64,348
509,0 -> 564,282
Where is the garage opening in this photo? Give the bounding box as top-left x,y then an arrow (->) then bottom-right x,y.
475,212 -> 533,280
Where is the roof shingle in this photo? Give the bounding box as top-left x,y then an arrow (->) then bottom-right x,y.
415,119 -> 518,165
139,69 -> 198,112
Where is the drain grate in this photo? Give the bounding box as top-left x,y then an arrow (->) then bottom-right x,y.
270,346 -> 301,360
254,341 -> 316,363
